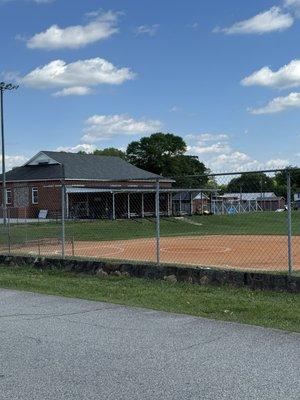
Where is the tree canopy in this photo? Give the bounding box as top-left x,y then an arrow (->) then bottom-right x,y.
93,148 -> 126,159
274,167 -> 300,196
227,172 -> 275,193
78,147 -> 126,159
126,132 -> 208,187
126,133 -> 186,173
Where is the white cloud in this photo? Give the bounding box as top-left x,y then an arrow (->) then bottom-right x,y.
56,144 -> 96,153
52,86 -> 92,97
187,133 -> 231,155
207,152 -> 289,172
27,11 -> 119,50
284,0 -> 300,16
264,158 -> 290,169
134,24 -> 159,36
1,155 -> 28,172
215,155 -> 289,172
188,133 -> 229,142
19,58 -> 135,95
284,0 -> 300,6
187,133 -> 232,160
185,132 -> 290,172
82,114 -> 163,142
188,142 -> 231,155
250,92 -> 300,114
213,151 -> 252,167
185,133 -> 229,146
241,59 -> 300,89
214,6 -> 293,34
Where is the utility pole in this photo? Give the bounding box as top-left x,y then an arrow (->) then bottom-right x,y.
0,82 -> 19,225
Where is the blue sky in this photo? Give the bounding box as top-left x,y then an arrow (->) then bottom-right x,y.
1,0 -> 300,172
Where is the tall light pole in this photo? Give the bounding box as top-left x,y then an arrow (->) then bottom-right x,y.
0,82 -> 19,225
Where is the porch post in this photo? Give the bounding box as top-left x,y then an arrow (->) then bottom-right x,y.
66,192 -> 69,219
127,193 -> 130,219
190,192 -> 193,215
141,193 -> 144,218
86,193 -> 89,218
179,193 -> 182,214
112,192 -> 115,220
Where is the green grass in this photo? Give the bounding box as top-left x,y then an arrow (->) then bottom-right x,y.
0,265 -> 299,332
1,211 -> 299,246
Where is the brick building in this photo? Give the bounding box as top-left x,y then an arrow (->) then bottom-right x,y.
1,151 -> 174,219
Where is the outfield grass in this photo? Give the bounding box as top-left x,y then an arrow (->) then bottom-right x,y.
0,211 -> 299,245
0,265 -> 299,332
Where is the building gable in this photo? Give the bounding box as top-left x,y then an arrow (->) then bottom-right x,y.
25,151 -> 60,166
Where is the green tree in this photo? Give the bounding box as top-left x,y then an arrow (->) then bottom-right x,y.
227,172 -> 274,193
126,133 -> 208,187
165,154 -> 208,188
77,147 -> 126,159
274,167 -> 300,197
93,148 -> 126,159
126,133 -> 186,173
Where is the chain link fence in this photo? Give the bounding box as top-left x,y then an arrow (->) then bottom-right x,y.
0,168 -> 298,275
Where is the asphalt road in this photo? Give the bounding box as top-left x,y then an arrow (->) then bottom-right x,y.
0,290 -> 299,400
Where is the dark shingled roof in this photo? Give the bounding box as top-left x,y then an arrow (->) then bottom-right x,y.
6,151 -> 168,182
6,164 -> 63,182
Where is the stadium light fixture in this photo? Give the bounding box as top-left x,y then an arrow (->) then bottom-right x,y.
0,82 -> 19,225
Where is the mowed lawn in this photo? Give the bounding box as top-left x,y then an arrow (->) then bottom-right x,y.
0,265 -> 299,332
0,211 -> 299,246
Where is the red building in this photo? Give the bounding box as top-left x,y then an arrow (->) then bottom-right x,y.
1,151 -> 174,219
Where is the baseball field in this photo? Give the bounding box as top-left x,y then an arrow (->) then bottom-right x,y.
1,212 -> 299,273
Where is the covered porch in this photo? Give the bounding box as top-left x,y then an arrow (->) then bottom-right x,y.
65,187 -> 214,220
66,188 -> 170,220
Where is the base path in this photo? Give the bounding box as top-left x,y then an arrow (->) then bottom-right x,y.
12,234 -> 300,272
0,289 -> 299,400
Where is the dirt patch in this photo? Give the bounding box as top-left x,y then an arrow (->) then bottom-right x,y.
10,235 -> 300,273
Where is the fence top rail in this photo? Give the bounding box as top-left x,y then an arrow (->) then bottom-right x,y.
66,187 -> 220,194
168,167 -> 299,179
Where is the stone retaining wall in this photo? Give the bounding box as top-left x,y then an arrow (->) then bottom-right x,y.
0,255 -> 299,293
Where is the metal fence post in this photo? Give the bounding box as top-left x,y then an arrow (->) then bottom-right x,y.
287,171 -> 292,275
7,208 -> 10,254
155,179 -> 160,265
61,183 -> 66,259
25,207 -> 28,244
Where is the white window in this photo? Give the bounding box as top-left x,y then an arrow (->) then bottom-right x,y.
6,189 -> 12,205
32,187 -> 38,204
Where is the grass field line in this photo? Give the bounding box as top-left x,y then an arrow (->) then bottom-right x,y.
0,265 -> 299,332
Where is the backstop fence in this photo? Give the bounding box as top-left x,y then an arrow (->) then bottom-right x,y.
0,168 -> 298,275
